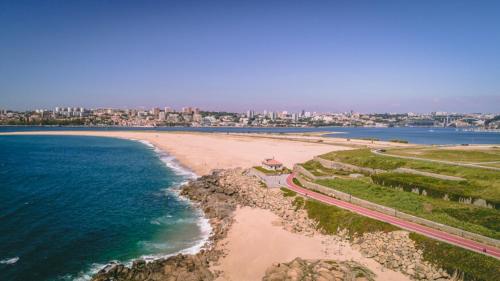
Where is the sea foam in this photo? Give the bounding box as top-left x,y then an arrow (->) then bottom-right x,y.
71,139 -> 212,281
136,139 -> 211,258
0,256 -> 19,265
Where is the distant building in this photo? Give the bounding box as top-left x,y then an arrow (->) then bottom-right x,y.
151,107 -> 160,116
270,111 -> 277,121
261,158 -> 283,171
158,111 -> 166,121
193,113 -> 202,123
182,107 -> 198,114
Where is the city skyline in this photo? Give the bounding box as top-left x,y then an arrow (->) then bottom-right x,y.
1,1 -> 500,112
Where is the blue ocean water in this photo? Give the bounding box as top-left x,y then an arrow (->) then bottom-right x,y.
0,126 -> 499,144
0,135 -> 208,281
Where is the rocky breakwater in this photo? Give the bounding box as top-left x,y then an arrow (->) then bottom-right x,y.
352,231 -> 454,281
91,170 -> 241,281
263,258 -> 375,281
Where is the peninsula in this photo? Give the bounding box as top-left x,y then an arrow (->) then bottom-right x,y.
2,130 -> 499,281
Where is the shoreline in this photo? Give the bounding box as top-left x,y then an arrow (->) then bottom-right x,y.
130,139 -> 214,261
141,139 -> 213,259
72,138 -> 213,281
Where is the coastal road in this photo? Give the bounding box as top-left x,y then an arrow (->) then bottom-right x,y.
284,174 -> 500,259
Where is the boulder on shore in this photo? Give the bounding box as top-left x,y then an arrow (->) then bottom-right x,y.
263,257 -> 375,281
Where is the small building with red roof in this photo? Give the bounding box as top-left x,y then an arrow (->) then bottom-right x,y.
262,158 -> 284,171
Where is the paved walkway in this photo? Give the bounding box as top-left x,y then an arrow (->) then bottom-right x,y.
247,169 -> 289,188
285,173 -> 500,259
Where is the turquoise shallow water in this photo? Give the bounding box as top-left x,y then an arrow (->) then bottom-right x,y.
0,135 -> 207,281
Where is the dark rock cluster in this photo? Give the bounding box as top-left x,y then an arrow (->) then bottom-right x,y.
263,258 -> 375,281
91,170 -> 243,281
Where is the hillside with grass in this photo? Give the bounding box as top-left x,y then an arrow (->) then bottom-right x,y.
319,149 -> 500,207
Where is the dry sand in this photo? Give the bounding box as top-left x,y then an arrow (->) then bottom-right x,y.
213,207 -> 410,281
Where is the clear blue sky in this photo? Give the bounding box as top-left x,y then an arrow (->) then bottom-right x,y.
1,0 -> 499,113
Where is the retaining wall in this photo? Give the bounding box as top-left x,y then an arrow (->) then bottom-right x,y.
293,165 -> 338,181
394,167 -> 466,181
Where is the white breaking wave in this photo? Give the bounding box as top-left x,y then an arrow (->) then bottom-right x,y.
134,139 -> 198,179
0,256 -> 19,264
137,139 -> 212,259
138,211 -> 211,262
150,215 -> 197,226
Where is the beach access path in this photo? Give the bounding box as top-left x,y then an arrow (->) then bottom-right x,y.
285,173 -> 500,259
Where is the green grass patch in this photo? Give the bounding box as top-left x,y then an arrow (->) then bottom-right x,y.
319,149 -> 500,204
371,172 -> 489,204
409,233 -> 500,281
315,178 -> 500,239
280,187 -> 296,197
302,199 -> 398,237
301,160 -> 351,176
388,147 -> 500,163
253,166 -> 291,175
293,196 -> 305,210
442,208 -> 500,232
292,177 -> 304,187
321,149 -> 406,170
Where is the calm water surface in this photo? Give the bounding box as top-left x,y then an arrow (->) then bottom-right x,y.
1,126 -> 499,144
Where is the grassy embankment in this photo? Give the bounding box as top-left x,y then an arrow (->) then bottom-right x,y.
410,233 -> 500,281
302,198 -> 398,236
285,189 -> 500,281
372,172 -> 477,202
280,187 -> 296,197
316,177 -> 500,239
300,160 -> 351,177
300,149 -> 500,238
320,149 -> 500,206
386,146 -> 500,163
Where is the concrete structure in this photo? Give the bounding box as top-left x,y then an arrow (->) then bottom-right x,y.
262,158 -> 283,171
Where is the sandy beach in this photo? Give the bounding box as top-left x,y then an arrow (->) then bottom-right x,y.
214,207 -> 410,281
1,131 -> 350,175
2,130 -> 413,280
